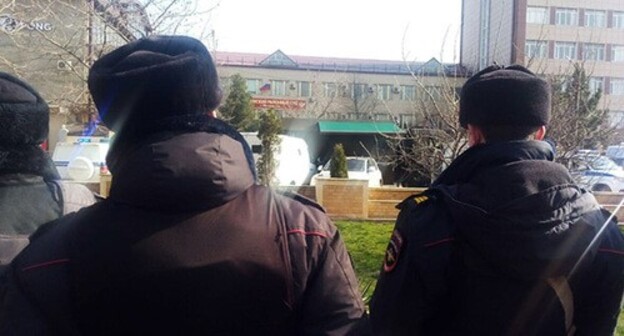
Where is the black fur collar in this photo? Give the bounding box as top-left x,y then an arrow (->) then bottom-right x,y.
0,146 -> 60,181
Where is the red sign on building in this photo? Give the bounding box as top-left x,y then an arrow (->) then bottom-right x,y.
252,98 -> 306,110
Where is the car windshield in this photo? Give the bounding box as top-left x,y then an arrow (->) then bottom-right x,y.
589,156 -> 621,171
322,158 -> 366,172
347,159 -> 366,172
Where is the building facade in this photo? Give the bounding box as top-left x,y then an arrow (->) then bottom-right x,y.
215,50 -> 466,129
1,0 -> 150,149
461,0 -> 624,125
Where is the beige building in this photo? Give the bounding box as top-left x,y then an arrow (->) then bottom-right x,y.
461,0 -> 624,126
1,0 -> 150,150
215,50 -> 467,129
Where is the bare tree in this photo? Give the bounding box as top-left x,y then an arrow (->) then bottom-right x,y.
0,0 -> 217,123
388,67 -> 467,186
546,62 -> 620,163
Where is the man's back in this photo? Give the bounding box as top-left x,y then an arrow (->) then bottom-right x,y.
371,140 -> 624,335
372,64 -> 624,336
0,130 -> 365,335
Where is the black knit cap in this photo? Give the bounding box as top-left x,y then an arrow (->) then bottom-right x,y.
459,64 -> 551,128
88,35 -> 222,134
0,72 -> 49,145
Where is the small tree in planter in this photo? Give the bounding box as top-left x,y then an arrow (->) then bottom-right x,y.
316,143 -> 369,218
330,143 -> 348,178
257,109 -> 282,186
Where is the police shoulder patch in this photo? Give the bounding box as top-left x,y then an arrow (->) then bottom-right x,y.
412,194 -> 430,205
277,190 -> 325,213
383,229 -> 404,272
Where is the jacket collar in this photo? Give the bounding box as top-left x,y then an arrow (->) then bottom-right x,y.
433,140 -> 555,186
108,117 -> 256,212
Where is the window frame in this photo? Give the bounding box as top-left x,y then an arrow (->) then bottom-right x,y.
525,40 -> 548,58
610,79 -> 624,95
298,81 -> 312,97
584,10 -> 606,28
612,45 -> 624,62
526,6 -> 549,24
270,80 -> 286,96
583,43 -> 606,61
555,8 -> 578,26
376,84 -> 392,101
613,12 -> 624,29
246,79 -> 261,95
400,85 -> 416,101
554,42 -> 577,60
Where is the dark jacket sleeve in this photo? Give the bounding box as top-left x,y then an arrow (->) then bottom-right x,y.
0,217 -> 80,336
0,263 -> 56,334
369,204 -> 420,336
370,197 -> 453,336
297,226 -> 368,336
574,222 -> 624,336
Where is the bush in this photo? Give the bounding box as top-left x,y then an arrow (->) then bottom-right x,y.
330,143 -> 348,178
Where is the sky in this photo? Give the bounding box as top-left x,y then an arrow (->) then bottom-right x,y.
208,0 -> 462,63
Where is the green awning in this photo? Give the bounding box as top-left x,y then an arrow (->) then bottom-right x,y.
317,121 -> 401,134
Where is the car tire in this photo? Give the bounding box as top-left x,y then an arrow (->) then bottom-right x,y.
592,184 -> 612,192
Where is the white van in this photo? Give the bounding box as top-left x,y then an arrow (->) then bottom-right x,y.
241,133 -> 312,186
52,136 -> 110,184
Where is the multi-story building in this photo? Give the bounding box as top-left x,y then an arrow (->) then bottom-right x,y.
216,50 -> 466,128
1,0 -> 150,149
461,0 -> 624,126
216,50 -> 467,163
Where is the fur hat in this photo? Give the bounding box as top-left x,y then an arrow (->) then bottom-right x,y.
88,35 -> 222,134
0,72 -> 49,145
459,64 -> 551,128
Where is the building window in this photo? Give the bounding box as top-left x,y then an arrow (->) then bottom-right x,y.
399,114 -> 417,128
555,8 -> 578,26
583,44 -> 605,61
324,83 -> 337,97
613,12 -> 624,29
611,79 -> 624,95
525,40 -> 548,58
527,7 -> 549,24
374,113 -> 391,121
588,77 -> 604,94
400,85 -> 416,101
424,86 -> 442,100
584,10 -> 606,28
271,80 -> 286,96
246,79 -> 261,94
554,42 -> 577,60
610,111 -> 624,128
351,84 -> 368,99
613,46 -> 624,62
298,81 -> 311,97
376,84 -> 392,101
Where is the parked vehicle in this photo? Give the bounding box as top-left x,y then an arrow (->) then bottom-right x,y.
52,136 -> 110,184
569,153 -> 624,192
606,144 -> 624,167
241,133 -> 312,186
310,156 -> 383,187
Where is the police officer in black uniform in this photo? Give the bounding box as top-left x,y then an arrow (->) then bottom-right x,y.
370,65 -> 624,336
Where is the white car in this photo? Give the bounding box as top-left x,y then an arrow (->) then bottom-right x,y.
569,154 -> 624,192
52,136 -> 110,184
241,133 -> 312,186
310,157 -> 383,187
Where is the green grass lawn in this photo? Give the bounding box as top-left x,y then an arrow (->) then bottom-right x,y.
336,220 -> 624,335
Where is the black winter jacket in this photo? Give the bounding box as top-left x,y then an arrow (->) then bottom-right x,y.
0,147 -> 95,265
371,140 -> 624,335
0,118 -> 365,335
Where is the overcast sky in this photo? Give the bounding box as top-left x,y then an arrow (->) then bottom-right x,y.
208,0 -> 462,62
